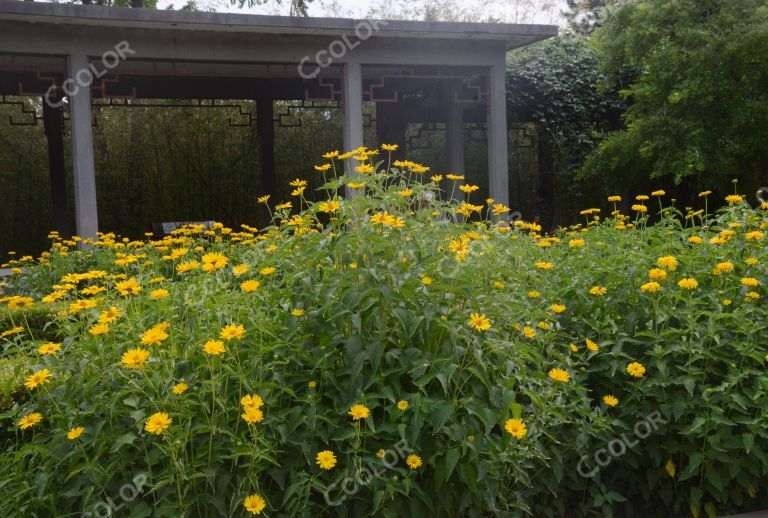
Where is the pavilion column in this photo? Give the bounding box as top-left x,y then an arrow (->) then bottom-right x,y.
67,53 -> 99,240
342,62 -> 364,197
446,96 -> 465,203
42,99 -> 71,237
256,97 -> 276,197
487,61 -> 509,211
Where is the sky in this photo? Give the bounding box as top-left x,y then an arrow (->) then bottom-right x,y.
155,0 -> 568,26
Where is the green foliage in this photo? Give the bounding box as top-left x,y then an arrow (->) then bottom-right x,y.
1,152 -> 768,515
564,0 -> 624,36
585,0 -> 768,192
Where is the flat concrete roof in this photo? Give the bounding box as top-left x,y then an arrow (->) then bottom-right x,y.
0,0 -> 557,50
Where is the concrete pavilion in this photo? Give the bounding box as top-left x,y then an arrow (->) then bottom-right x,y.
0,1 -> 557,239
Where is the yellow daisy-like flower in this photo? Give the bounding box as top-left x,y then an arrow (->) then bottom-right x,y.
348,182 -> 366,189
241,280 -> 261,293
37,342 -> 62,356
18,412 -> 43,430
527,290 -> 541,298
657,256 -> 678,271
648,268 -> 667,281
741,277 -> 760,287
316,450 -> 337,470
725,194 -> 743,204
89,323 -> 110,335
536,261 -> 554,270
1,326 -> 24,337
201,252 -> 228,272
406,454 -> 423,469
715,261 -> 734,273
568,239 -> 585,248
141,323 -> 170,346
548,368 -> 570,383
203,340 -> 226,355
468,313 -> 491,332
67,426 -> 85,440
24,368 -> 53,390
260,266 -> 277,276
677,278 -> 698,290
98,306 -> 123,324
149,288 -> 169,300
121,348 -> 150,370
608,195 -> 622,202
504,418 -> 527,439
639,281 -> 661,294
144,412 -> 172,435
115,278 -> 142,296
603,395 -> 619,407
233,264 -> 249,276
348,403 -> 370,420
242,394 -> 264,409
632,204 -> 647,213
376,449 -> 386,458
244,494 -> 267,515
589,286 -> 607,296
397,400 -> 408,411
523,326 -> 537,339
627,362 -> 646,378
242,406 -> 264,424
220,324 -> 245,341
291,308 -> 305,317
550,303 -> 566,314
421,276 -> 433,286
586,339 -> 599,352
173,382 -> 189,395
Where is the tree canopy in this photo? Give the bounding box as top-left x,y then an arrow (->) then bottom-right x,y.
583,0 -> 768,194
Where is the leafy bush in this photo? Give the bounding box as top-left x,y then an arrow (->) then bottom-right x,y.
1,151 -> 767,517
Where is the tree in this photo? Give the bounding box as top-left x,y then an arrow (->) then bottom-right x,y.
563,0 -> 623,36
583,0 -> 768,197
507,35 -> 623,228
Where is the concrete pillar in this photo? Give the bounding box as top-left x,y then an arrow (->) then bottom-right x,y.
446,98 -> 465,203
343,62 -> 364,197
67,53 -> 99,240
487,61 -> 509,209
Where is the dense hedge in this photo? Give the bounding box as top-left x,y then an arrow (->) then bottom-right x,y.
1,150 -> 767,517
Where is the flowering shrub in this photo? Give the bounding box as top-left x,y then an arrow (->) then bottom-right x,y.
1,148 -> 768,516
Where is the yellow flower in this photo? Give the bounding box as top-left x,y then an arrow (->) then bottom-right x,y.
376,449 -> 386,458
121,348 -> 150,370
172,382 -> 189,395
202,252 -> 228,272
318,200 -> 341,213
586,339 -> 599,352
233,264 -> 249,276
89,323 -> 110,335
627,362 -> 646,378
698,190 -> 711,197
24,369 -> 53,390
398,188 -> 414,197
115,278 -> 142,296
308,381 -> 317,389
651,190 -> 665,196
607,195 -> 622,202
421,276 -> 433,286
18,412 -> 43,430
176,260 -> 200,273
550,303 -> 566,314
504,418 -> 527,439
523,326 -> 537,339
446,174 -> 464,181
260,266 -> 277,276
244,494 -> 267,515
745,231 -> 764,240
631,204 -> 647,213
725,194 -> 743,204
144,412 -> 172,435
468,313 -> 491,332
220,324 -> 245,341
242,406 -> 264,424
677,278 -> 698,290
715,261 -> 734,273
149,288 -> 169,300
67,426 -> 85,440
38,342 -> 62,356
291,308 -> 305,317
589,286 -> 607,296
568,239 -> 585,248
203,340 -> 226,355
569,343 -> 578,352
406,454 -> 423,469
603,395 -> 619,407
397,400 -> 408,411
648,268 -> 667,281
548,368 -> 569,383
741,277 -> 760,287
459,184 -> 479,193
316,450 -> 337,470
348,403 -> 370,420
348,182 -> 366,189
688,236 -> 703,244
657,256 -> 678,270
382,143 -> 399,151
430,175 -> 443,183
257,194 -> 270,204
536,261 -> 554,270
641,281 -> 661,293
241,280 -> 261,293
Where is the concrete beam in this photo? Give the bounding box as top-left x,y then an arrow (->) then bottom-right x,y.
446,97 -> 465,203
487,61 -> 509,210
67,53 -> 99,240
